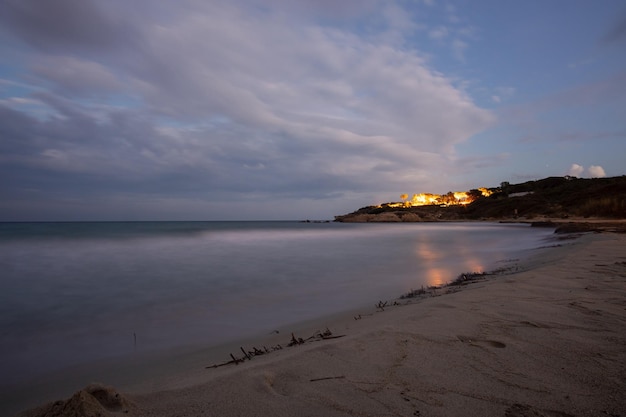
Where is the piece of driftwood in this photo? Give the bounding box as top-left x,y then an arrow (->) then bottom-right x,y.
205,353 -> 243,368
314,328 -> 346,342
448,271 -> 487,286
310,375 -> 345,382
319,334 -> 346,340
288,332 -> 305,346
207,327 -> 345,369
240,347 -> 251,360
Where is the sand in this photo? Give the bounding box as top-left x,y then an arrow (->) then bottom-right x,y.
17,231 -> 626,417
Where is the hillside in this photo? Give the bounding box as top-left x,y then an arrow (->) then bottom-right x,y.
334,175 -> 626,223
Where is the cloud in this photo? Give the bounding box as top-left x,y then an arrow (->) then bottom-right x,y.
0,0 -> 136,52
451,39 -> 468,61
601,12 -> 626,44
588,165 -> 606,178
31,56 -> 123,97
566,164 -> 606,178
429,26 -> 449,40
0,0 -> 495,219
567,164 -> 584,177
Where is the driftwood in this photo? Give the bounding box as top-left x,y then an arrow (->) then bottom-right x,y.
319,335 -> 345,340
448,271 -> 488,286
206,327 -> 345,369
240,347 -> 251,360
354,312 -> 374,320
206,345 -> 281,369
288,332 -> 305,347
400,285 -> 442,299
310,375 -> 345,382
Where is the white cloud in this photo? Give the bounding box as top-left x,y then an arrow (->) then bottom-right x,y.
495,86 -> 516,100
567,164 -> 607,178
382,3 -> 417,34
588,165 -> 606,178
451,39 -> 468,61
568,164 -> 584,177
446,5 -> 460,24
117,4 -> 494,166
428,26 -> 449,40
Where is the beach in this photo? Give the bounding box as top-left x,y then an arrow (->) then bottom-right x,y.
16,229 -> 626,417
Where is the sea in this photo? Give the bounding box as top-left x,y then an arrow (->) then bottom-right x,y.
0,221 -> 554,414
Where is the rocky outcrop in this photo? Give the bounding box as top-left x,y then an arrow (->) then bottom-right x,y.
336,210 -> 445,222
335,175 -> 626,223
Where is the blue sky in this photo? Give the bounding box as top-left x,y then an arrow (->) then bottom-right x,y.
1,0 -> 625,221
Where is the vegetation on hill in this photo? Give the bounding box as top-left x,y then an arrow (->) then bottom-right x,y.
335,175 -> 626,222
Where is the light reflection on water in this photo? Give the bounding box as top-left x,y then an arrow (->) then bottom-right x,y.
0,221 -> 553,389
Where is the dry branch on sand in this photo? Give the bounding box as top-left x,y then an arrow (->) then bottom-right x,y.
206,328 -> 345,369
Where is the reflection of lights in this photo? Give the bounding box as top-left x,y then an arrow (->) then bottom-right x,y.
462,259 -> 484,273
424,268 -> 447,287
453,241 -> 485,274
416,242 -> 442,261
413,237 -> 486,288
415,240 -> 448,286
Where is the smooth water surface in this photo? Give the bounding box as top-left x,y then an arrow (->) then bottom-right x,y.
0,221 -> 553,389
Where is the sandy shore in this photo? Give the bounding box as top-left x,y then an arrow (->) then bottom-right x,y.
17,231 -> 626,417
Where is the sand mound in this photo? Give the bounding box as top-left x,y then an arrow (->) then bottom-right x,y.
18,384 -> 133,417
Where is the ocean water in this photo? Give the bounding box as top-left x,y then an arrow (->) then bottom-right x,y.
0,221 -> 553,390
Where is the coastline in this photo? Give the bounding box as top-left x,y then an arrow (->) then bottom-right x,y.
16,229 -> 626,416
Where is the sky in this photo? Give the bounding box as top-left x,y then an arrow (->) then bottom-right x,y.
0,0 -> 625,221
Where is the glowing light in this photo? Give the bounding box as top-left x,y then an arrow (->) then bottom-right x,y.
412,193 -> 440,206
478,187 -> 493,197
388,187 -> 496,208
376,186 -> 496,209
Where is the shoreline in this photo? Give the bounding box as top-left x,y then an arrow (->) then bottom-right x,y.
15,228 -> 626,416
2,221 -> 547,416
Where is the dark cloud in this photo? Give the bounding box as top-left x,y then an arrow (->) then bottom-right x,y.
0,0 -> 135,52
0,97 -> 366,198
602,12 -> 626,44
0,104 -> 40,155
